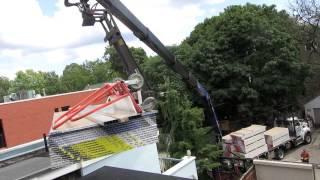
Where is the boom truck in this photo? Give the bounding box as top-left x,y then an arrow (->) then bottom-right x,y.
217,117 -> 312,179
63,0 -> 222,137
63,1 -> 313,178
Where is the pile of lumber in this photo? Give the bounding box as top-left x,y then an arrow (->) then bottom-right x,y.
222,134 -> 235,158
223,125 -> 268,158
264,127 -> 290,150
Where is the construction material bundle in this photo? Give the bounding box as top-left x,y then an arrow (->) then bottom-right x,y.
48,83 -> 160,169
264,127 -> 290,150
222,134 -> 235,158
48,111 -> 158,169
224,125 -> 268,158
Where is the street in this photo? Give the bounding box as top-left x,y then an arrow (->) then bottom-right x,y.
283,129 -> 320,164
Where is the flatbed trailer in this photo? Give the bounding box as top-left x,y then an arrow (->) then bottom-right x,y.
263,136 -> 298,160
217,133 -> 312,180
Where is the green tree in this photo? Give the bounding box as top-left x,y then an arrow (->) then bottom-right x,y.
158,80 -> 222,179
43,72 -> 63,95
289,0 -> 320,103
291,0 -> 320,55
83,59 -> 121,84
61,63 -> 92,92
103,46 -> 222,178
0,76 -> 10,103
103,46 -> 148,78
141,56 -> 184,92
179,4 -> 310,122
11,70 -> 46,94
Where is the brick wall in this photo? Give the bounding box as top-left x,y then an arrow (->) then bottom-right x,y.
0,90 -> 95,148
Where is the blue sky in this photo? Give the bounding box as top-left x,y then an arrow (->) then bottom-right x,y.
37,0 -> 58,16
0,0 -> 290,79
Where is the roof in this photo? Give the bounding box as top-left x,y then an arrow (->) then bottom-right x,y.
0,157 -> 50,180
304,96 -> 320,107
84,83 -> 105,90
79,166 -> 189,180
0,89 -> 96,106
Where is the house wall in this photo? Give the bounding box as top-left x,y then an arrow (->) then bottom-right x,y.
305,96 -> 320,126
253,159 -> 315,180
0,90 -> 95,148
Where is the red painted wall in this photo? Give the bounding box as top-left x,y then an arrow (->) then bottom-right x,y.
0,90 -> 95,148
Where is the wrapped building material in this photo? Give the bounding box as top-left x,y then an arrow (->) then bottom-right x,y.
231,125 -> 266,141
222,134 -> 234,158
234,138 -> 266,153
231,133 -> 265,148
223,124 -> 267,158
222,134 -> 233,144
264,127 -> 290,150
222,144 -> 236,158
234,144 -> 268,159
243,125 -> 266,134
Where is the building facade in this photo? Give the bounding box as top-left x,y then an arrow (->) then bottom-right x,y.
0,90 -> 95,148
305,96 -> 320,127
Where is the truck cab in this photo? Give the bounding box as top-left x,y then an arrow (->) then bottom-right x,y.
274,117 -> 312,145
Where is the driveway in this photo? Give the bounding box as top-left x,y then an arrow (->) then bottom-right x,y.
283,129 -> 320,164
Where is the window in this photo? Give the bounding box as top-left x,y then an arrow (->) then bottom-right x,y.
0,119 -> 6,148
61,106 -> 70,111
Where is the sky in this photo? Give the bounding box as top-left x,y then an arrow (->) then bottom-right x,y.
0,0 -> 290,79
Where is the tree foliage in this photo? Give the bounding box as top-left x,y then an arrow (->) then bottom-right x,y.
103,46 -> 148,78
10,70 -> 64,95
61,59 -> 122,92
178,4 -> 310,122
101,45 -> 221,178
83,59 -> 121,84
291,0 -> 320,55
290,0 -> 320,102
43,72 -> 63,95
158,81 -> 222,175
61,63 -> 92,92
0,76 -> 10,103
11,70 -> 46,94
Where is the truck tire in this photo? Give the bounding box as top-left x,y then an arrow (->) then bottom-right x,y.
285,142 -> 292,150
275,148 -> 285,160
304,133 -> 312,144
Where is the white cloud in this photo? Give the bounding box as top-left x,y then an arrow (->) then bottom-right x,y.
0,0 -> 287,79
205,0 -> 226,5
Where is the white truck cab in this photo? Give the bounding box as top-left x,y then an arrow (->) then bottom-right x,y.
275,117 -> 312,145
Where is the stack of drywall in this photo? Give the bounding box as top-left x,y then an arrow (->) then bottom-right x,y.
264,127 -> 290,150
222,134 -> 235,158
230,125 -> 268,158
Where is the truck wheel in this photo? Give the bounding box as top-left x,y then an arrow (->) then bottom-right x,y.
304,133 -> 312,144
275,148 -> 285,160
285,142 -> 292,150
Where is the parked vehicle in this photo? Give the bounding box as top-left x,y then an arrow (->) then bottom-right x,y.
216,117 -> 312,178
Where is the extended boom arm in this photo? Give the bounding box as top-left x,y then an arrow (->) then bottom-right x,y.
65,0 -> 222,137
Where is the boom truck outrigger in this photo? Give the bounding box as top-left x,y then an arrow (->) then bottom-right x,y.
64,0 -> 222,137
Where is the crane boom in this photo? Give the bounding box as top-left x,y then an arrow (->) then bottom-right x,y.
64,0 -> 222,137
